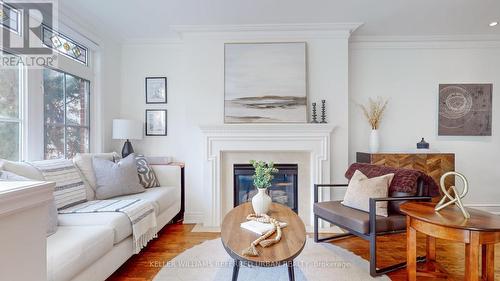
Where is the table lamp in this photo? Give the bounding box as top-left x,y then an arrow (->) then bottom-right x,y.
112,119 -> 143,158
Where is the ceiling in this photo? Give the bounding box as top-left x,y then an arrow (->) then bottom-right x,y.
59,0 -> 500,42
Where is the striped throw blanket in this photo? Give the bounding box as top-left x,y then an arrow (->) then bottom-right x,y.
29,159 -> 87,210
59,199 -> 158,254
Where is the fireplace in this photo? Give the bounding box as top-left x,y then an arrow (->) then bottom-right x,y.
233,164 -> 298,213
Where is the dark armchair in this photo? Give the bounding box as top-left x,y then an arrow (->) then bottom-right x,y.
313,164 -> 436,277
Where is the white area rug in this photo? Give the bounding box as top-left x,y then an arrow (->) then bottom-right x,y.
153,238 -> 390,281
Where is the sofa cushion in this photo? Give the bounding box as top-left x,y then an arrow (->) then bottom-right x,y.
47,226 -> 114,281
0,159 -> 44,180
135,154 -> 160,188
314,201 -> 406,234
73,152 -> 120,200
113,186 -> 178,215
341,170 -> 394,217
93,154 -> 145,199
29,159 -> 87,210
58,212 -> 132,245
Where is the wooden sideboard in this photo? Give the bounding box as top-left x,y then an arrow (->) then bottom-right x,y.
356,152 -> 455,190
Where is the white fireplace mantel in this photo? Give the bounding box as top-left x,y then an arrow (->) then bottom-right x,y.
200,124 -> 335,227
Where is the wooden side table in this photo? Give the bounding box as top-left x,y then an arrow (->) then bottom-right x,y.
400,202 -> 500,281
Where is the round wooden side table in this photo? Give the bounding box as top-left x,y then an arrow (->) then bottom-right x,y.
401,202 -> 500,281
221,202 -> 306,281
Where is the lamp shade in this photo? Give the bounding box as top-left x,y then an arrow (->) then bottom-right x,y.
112,119 -> 143,140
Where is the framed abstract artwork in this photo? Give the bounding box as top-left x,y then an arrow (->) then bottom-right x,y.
145,109 -> 167,136
224,42 -> 307,123
438,84 -> 492,136
145,77 -> 167,104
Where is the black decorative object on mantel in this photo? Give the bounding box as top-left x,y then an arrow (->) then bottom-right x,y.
417,138 -> 430,149
311,102 -> 318,123
320,100 -> 327,123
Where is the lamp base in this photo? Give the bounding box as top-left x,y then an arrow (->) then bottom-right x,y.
122,140 -> 134,158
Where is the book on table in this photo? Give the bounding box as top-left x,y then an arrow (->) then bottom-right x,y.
240,220 -> 288,235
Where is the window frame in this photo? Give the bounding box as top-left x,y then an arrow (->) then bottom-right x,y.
0,1 -> 22,35
0,49 -> 25,161
43,66 -> 91,159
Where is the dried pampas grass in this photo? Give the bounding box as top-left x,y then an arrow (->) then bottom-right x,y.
358,97 -> 389,130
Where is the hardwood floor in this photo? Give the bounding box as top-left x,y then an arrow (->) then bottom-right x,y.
107,223 -> 500,281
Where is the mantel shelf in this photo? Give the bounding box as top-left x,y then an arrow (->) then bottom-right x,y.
199,123 -> 336,134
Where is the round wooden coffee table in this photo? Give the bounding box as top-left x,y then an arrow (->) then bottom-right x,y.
221,202 -> 306,281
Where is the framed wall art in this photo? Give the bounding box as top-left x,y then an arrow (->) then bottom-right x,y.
224,42 -> 307,123
145,77 -> 167,104
145,109 -> 167,136
438,83 -> 492,136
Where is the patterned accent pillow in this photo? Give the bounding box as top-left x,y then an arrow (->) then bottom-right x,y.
29,159 -> 87,210
135,155 -> 160,188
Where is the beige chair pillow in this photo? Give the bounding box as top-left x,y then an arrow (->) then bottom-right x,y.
341,170 -> 394,217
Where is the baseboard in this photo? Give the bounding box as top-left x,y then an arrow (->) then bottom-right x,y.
183,212 -> 204,224
464,204 -> 500,215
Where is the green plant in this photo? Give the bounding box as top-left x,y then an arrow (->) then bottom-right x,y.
250,160 -> 279,189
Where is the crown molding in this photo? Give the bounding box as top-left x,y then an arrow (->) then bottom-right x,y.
171,23 -> 363,33
170,23 -> 363,40
123,38 -> 185,46
350,34 -> 500,49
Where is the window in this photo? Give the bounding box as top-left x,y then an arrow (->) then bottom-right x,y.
0,2 -> 21,34
42,25 -> 89,65
0,52 -> 21,161
43,68 -> 89,159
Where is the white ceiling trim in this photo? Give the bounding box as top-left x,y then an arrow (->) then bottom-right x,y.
171,23 -> 363,33
350,34 -> 500,49
170,23 -> 363,40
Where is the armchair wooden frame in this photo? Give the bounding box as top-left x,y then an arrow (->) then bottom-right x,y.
313,183 -> 431,277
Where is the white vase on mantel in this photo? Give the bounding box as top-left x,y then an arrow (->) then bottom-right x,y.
252,188 -> 272,214
369,129 -> 380,153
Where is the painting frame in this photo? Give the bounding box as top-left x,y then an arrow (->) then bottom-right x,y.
145,77 -> 167,104
438,83 -> 493,136
224,42 -> 307,123
145,109 -> 167,136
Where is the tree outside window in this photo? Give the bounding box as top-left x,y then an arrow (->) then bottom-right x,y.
43,68 -> 89,159
0,55 -> 21,161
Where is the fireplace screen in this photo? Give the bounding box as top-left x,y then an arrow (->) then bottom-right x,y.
233,164 -> 298,213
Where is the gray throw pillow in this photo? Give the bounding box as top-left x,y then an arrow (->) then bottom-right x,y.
93,153 -> 145,199
0,170 -> 58,236
135,155 -> 160,188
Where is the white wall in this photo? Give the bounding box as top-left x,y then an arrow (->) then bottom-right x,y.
349,40 -> 500,212
118,30 -> 351,222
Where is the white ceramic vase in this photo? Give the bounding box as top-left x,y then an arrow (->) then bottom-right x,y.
252,188 -> 272,214
369,129 -> 380,153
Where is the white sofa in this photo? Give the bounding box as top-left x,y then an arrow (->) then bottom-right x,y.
1,157 -> 182,281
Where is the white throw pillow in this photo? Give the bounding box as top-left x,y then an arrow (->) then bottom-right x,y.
341,170 -> 394,217
0,159 -> 44,180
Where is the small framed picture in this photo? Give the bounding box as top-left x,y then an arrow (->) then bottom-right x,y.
145,77 -> 167,104
145,109 -> 167,136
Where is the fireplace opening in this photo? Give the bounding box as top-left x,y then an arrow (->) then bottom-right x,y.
233,164 -> 298,213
